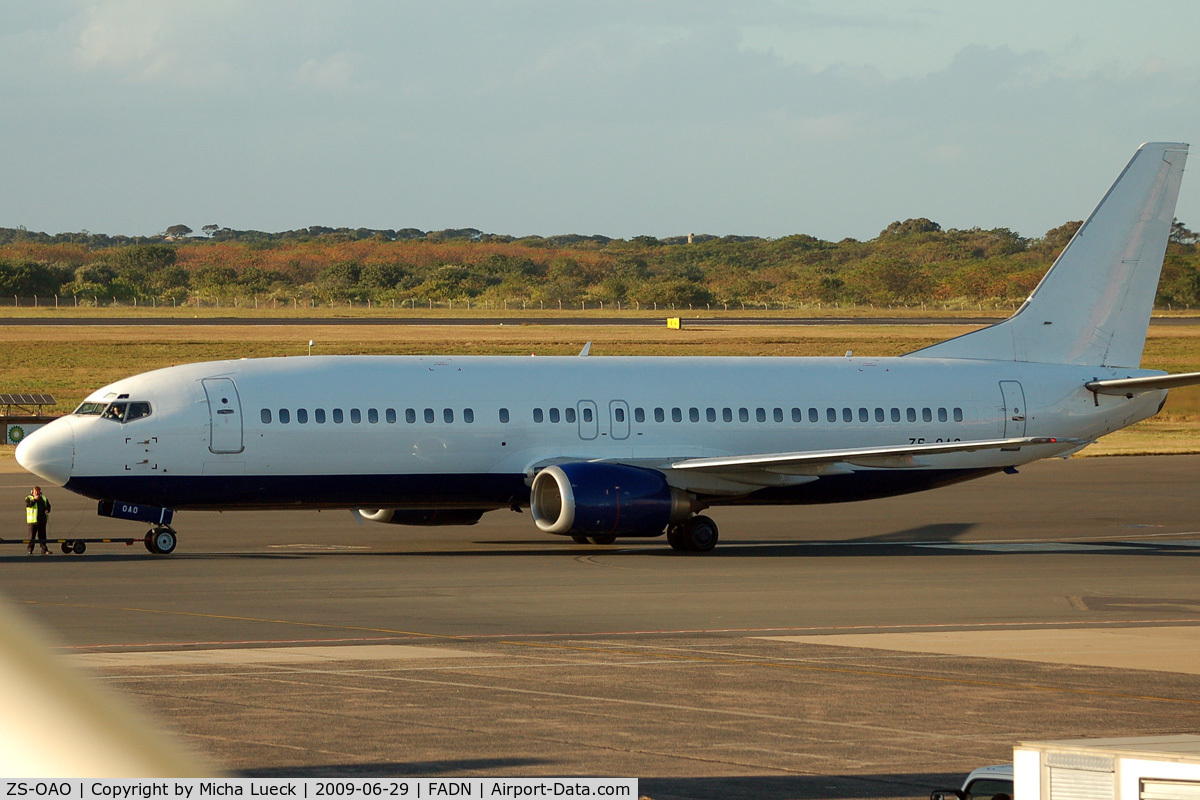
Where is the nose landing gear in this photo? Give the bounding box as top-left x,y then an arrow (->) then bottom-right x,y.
144,526 -> 178,555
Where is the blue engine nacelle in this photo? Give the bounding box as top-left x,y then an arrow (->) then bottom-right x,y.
529,462 -> 693,538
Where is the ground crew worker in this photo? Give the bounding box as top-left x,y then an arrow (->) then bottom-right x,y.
25,486 -> 51,555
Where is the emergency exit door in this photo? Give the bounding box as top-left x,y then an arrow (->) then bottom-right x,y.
202,377 -> 244,454
1000,380 -> 1027,438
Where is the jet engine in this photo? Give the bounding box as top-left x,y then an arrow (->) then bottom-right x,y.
529,462 -> 694,538
358,508 -> 486,526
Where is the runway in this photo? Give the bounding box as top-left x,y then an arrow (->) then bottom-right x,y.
3,456 -> 1200,798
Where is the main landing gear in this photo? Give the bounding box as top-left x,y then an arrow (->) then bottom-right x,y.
569,515 -> 720,552
666,515 -> 719,553
143,526 -> 178,555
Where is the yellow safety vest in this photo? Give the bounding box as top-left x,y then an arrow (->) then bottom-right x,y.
26,500 -> 38,524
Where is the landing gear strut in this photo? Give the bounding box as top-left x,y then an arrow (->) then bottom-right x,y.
667,515 -> 719,553
144,526 -> 178,555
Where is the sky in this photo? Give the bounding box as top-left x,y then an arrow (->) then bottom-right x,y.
2,0 -> 1198,242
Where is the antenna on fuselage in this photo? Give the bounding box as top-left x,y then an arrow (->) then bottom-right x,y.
308,340 -> 314,356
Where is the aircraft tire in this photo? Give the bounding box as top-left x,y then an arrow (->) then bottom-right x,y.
144,532 -> 157,553
666,525 -> 689,552
571,535 -> 590,544
683,516 -> 719,553
589,533 -> 617,545
151,527 -> 177,555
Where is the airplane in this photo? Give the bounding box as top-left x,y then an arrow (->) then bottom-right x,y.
15,141 -> 1199,555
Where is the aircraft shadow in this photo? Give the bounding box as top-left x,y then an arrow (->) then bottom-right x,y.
2,522 -> 1198,561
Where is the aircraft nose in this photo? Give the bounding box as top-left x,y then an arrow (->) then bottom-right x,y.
15,417 -> 75,486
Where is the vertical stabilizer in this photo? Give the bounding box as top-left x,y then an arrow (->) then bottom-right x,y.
910,142 -> 1188,367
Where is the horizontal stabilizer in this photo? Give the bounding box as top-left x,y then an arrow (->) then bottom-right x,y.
670,436 -> 1077,473
1085,370 -> 1200,396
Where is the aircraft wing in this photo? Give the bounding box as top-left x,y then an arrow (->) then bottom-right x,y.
1085,370 -> 1200,396
669,436 -> 1076,474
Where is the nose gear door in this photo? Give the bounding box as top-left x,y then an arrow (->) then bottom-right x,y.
202,377 -> 244,454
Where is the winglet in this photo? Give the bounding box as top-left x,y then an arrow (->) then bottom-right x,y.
578,341 -> 592,357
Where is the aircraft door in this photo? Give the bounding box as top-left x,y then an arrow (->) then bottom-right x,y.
202,377 -> 244,454
999,380 -> 1027,438
577,400 -> 598,440
609,400 -> 630,440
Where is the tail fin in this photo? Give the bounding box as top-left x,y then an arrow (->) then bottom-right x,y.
910,142 -> 1188,367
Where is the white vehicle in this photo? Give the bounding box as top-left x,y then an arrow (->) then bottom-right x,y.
930,764 -> 1014,800
16,142 -> 1200,554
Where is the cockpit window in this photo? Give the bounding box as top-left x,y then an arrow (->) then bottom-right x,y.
96,401 -> 151,423
102,402 -> 128,421
125,401 -> 152,421
74,402 -> 106,416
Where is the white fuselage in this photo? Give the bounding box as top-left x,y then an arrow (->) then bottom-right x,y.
21,354 -> 1164,512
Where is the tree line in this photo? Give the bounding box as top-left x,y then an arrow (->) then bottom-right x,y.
1,219 -> 1198,309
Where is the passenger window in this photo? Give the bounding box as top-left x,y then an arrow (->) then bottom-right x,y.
279,408 -> 290,424
938,407 -> 947,422
826,408 -> 836,423
424,408 -> 435,423
565,407 -> 576,423
534,408 -> 543,423
654,408 -> 665,422
615,408 -> 625,422
723,408 -> 733,422
368,408 -> 378,424
773,408 -> 783,423
583,407 -> 593,423
689,407 -> 699,423
907,407 -> 917,422
444,408 -> 454,423
549,408 -> 560,423
859,408 -> 868,423
756,408 -> 766,423
333,408 -> 344,423
634,408 -> 645,423
891,408 -> 901,422
671,407 -> 682,423
739,408 -> 749,423
953,407 -> 963,422
874,408 -> 884,422
125,402 -> 152,421
922,407 -> 932,422
499,408 -> 510,423
706,408 -> 716,422
842,408 -> 852,423
809,408 -> 818,423
261,409 -> 272,424
386,408 -> 397,423
350,408 -> 361,424
405,408 -> 416,423
315,408 -> 327,424
297,408 -> 308,424
792,408 -> 802,423
464,409 -> 474,423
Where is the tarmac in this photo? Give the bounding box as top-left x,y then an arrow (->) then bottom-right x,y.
3,455 -> 1200,799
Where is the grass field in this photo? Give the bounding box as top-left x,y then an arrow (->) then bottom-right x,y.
2,317 -> 1199,462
